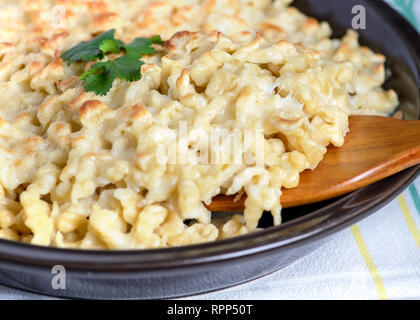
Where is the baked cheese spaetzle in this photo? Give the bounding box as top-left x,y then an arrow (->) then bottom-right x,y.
0,0 -> 398,249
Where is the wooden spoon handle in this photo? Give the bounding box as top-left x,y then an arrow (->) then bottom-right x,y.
207,116 -> 420,211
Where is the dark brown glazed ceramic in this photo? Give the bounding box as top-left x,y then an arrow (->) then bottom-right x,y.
0,0 -> 419,299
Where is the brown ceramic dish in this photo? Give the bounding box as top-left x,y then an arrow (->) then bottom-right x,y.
0,0 -> 419,299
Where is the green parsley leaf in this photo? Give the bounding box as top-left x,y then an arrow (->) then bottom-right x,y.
113,53 -> 145,82
122,35 -> 164,56
62,30 -> 164,95
61,29 -> 116,63
99,39 -> 123,55
80,63 -> 105,81
150,35 -> 164,46
80,53 -> 144,95
81,61 -> 116,96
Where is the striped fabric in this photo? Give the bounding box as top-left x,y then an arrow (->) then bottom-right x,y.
0,0 -> 419,300
386,0 -> 420,29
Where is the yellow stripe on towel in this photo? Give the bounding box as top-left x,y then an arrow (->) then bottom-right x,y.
351,224 -> 388,300
397,194 -> 420,250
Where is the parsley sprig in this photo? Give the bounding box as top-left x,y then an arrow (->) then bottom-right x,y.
61,29 -> 163,95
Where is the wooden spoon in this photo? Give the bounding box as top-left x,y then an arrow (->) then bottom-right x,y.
207,115 -> 420,211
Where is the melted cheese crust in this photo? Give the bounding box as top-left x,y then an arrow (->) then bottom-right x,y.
0,0 -> 398,249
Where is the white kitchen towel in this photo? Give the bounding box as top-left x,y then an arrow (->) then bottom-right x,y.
0,0 -> 419,300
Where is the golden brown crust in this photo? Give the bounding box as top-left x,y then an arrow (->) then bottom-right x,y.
130,104 -> 151,120
78,99 -> 108,118
92,12 -> 120,33
68,91 -> 88,110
